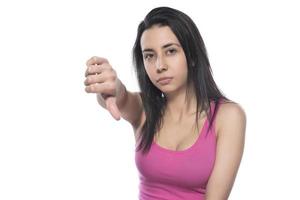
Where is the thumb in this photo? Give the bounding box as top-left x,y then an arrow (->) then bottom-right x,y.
105,97 -> 121,121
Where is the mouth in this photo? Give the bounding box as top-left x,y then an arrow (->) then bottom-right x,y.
157,76 -> 173,82
157,77 -> 173,85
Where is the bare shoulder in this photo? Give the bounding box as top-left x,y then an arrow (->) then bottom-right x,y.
205,101 -> 247,198
215,101 -> 247,138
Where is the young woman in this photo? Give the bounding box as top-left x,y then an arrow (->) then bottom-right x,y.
84,6 -> 246,200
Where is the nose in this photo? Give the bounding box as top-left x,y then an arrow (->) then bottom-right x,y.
155,56 -> 167,72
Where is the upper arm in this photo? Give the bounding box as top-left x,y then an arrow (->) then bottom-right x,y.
205,102 -> 247,200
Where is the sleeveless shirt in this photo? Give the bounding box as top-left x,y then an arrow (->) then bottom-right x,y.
135,101 -> 217,200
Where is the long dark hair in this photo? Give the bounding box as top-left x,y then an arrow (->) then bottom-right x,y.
132,6 -> 232,155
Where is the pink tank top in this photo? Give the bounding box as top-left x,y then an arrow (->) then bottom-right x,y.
135,101 -> 217,200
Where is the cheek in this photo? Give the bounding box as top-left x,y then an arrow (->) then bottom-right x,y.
180,58 -> 189,76
179,55 -> 188,70
172,53 -> 188,71
174,63 -> 189,82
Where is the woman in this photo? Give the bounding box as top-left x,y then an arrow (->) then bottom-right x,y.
84,6 -> 246,200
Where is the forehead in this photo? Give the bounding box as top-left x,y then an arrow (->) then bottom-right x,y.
140,25 -> 180,49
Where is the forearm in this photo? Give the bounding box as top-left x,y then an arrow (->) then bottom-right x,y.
96,78 -> 143,126
96,78 -> 128,110
115,78 -> 128,110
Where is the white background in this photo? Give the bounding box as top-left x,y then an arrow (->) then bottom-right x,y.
0,0 -> 299,199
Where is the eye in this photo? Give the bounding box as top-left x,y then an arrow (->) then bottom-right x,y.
166,48 -> 177,55
144,54 -> 154,60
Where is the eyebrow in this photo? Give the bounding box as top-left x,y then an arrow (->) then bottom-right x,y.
142,43 -> 181,53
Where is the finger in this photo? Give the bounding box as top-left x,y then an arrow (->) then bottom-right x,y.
85,66 -> 99,77
84,73 -> 106,86
85,82 -> 113,94
85,63 -> 111,77
86,56 -> 109,67
106,97 -> 121,120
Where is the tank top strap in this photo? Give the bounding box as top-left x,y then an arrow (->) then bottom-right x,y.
204,100 -> 218,137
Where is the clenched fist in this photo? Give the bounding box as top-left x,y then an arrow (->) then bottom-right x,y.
84,56 -> 122,120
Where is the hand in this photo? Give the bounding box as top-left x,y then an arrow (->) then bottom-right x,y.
84,56 -> 121,120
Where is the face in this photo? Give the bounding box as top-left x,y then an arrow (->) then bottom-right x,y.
140,25 -> 189,97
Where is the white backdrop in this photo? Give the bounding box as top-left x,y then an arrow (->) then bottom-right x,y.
0,0 -> 299,199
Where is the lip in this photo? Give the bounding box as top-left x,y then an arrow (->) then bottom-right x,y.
157,77 -> 173,82
157,77 -> 173,85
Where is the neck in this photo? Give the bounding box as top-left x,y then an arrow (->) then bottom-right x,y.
164,87 -> 197,123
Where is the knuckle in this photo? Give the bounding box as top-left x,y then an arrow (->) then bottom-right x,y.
84,78 -> 89,86
92,56 -> 98,61
86,56 -> 109,67
87,56 -> 96,65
